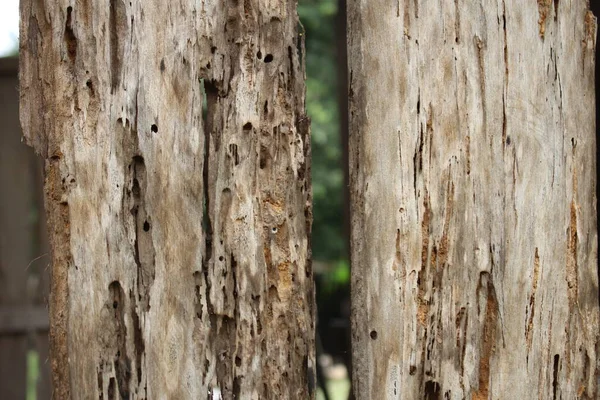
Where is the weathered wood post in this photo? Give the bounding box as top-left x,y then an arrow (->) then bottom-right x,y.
348,1 -> 599,398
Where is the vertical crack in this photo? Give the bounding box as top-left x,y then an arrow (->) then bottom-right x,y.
525,248 -> 540,358
552,354 -> 560,399
109,281 -> 132,399
130,289 -> 145,387
64,6 -> 77,62
474,36 -> 487,145
473,273 -> 498,400
202,78 -> 218,316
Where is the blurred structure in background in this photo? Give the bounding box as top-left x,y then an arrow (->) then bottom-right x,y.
0,57 -> 51,399
0,0 -> 354,398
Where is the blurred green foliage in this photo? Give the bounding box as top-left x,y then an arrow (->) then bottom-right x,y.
321,259 -> 350,293
299,0 -> 346,264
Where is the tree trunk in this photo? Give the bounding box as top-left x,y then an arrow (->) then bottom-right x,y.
349,1 -> 599,399
19,1 -> 314,399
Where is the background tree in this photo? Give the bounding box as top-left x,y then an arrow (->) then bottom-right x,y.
19,0 -> 314,398
349,1 -> 600,398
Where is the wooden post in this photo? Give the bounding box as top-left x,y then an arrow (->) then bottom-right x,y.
19,1 -> 314,398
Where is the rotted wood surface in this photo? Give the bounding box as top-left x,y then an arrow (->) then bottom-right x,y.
348,1 -> 599,398
20,1 -> 314,398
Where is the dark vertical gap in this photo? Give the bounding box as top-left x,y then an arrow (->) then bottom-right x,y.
107,377 -> 116,400
130,290 -> 144,387
301,0 -> 351,397
64,7 -> 77,62
109,0 -> 117,89
202,79 -> 218,317
337,0 -> 350,266
108,281 -> 131,400
552,354 -> 559,399
108,0 -> 126,92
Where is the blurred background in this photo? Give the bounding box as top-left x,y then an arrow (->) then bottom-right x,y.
0,1 -> 352,399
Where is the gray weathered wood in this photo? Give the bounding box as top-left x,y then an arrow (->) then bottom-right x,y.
20,1 -> 314,398
348,1 -> 599,398
0,55 -> 49,400
0,306 -> 49,334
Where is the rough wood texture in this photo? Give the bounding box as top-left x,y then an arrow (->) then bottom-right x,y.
20,0 -> 314,398
348,1 -> 599,398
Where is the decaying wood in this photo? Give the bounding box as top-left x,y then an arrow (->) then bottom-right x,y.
348,1 -> 599,398
19,0 -> 314,398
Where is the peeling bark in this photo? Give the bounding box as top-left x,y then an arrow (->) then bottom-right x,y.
348,1 -> 599,398
19,0 -> 314,398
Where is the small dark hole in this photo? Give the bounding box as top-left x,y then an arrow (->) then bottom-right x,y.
151,124 -> 158,133
143,221 -> 150,232
113,301 -> 118,309
370,330 -> 378,340
86,80 -> 93,89
219,256 -> 224,262
243,122 -> 253,131
264,54 -> 274,63
257,50 -> 262,59
506,136 -> 511,145
211,46 -> 217,54
206,62 -> 211,69
235,356 -> 242,367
